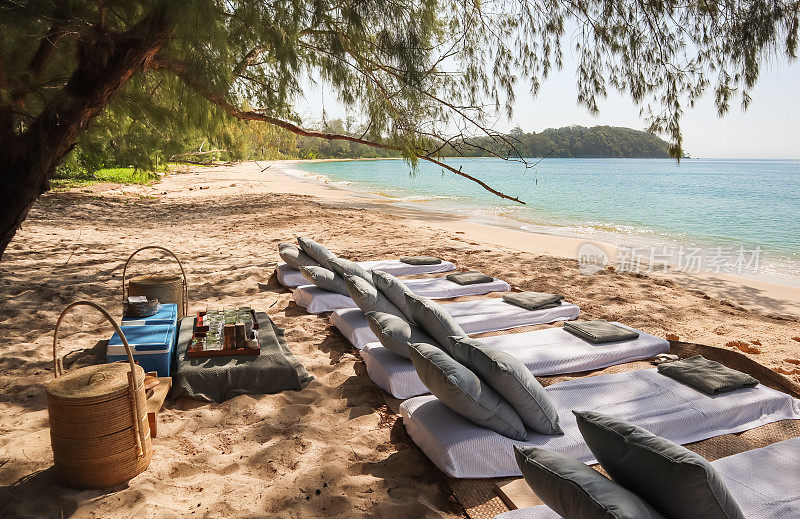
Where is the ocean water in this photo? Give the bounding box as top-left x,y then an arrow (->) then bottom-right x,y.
287,158 -> 800,282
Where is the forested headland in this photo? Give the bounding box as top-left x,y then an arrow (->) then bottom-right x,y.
439,125 -> 676,159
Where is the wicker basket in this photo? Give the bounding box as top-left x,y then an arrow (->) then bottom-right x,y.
122,246 -> 188,318
47,301 -> 152,489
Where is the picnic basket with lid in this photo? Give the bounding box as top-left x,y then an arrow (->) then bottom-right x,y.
123,245 -> 188,318
47,301 -> 151,489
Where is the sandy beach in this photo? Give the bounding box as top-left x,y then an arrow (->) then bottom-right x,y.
1,160 -> 799,517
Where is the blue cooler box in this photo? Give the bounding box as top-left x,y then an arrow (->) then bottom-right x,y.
108,325 -> 175,377
121,303 -> 178,327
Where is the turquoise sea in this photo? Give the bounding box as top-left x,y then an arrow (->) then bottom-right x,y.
288,158 -> 800,283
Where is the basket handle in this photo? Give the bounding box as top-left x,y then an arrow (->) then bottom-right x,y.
122,245 -> 188,317
52,301 -> 147,457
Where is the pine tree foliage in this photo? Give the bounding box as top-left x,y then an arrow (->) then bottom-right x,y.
0,0 -> 798,256
5,1 -> 797,158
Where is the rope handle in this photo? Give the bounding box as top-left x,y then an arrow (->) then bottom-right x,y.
52,301 -> 146,457
122,245 -> 188,317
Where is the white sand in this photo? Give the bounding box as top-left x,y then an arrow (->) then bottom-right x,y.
0,161 -> 798,517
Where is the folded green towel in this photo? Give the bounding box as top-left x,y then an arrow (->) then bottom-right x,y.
503,292 -> 564,311
400,256 -> 442,265
657,355 -> 759,395
446,271 -> 494,285
563,320 -> 640,343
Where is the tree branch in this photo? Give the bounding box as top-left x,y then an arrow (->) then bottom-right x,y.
418,156 -> 525,204
152,56 -> 526,204
28,22 -> 68,78
170,149 -> 227,159
298,31 -> 530,165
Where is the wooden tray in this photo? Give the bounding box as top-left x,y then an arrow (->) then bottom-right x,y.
186,346 -> 260,358
187,309 -> 261,358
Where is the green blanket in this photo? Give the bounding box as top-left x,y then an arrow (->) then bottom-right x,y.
563,320 -> 639,343
446,271 -> 494,285
657,355 -> 759,395
172,312 -> 313,402
502,292 -> 564,310
400,256 -> 442,265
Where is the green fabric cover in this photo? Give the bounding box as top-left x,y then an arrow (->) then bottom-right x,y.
575,410 -> 746,519
342,274 -> 405,318
445,271 -> 494,285
514,446 -> 666,519
365,311 -> 434,358
327,256 -> 372,283
502,292 -> 564,311
278,243 -> 319,269
563,320 -> 640,343
408,342 -> 527,440
446,336 -> 562,435
300,265 -> 349,295
657,355 -> 759,395
400,256 -> 442,265
296,236 -> 336,270
372,269 -> 417,322
404,292 -> 467,347
172,314 -> 313,403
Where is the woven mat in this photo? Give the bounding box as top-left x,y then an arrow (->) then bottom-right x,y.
353,285 -> 800,518
382,340 -> 800,519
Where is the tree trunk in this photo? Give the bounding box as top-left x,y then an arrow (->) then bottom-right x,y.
0,145 -> 51,257
0,10 -> 174,259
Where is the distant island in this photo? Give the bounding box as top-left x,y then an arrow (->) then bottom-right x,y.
446,125 -> 676,159
297,123 -> 677,160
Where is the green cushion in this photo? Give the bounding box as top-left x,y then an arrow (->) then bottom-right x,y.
446,336 -> 562,435
575,410 -> 745,519
279,243 -> 318,269
297,236 -> 336,270
300,266 -> 349,296
343,274 -> 405,319
408,342 -> 526,440
327,256 -> 372,283
372,270 -> 416,322
365,311 -> 434,358
403,292 -> 466,347
514,446 -> 665,519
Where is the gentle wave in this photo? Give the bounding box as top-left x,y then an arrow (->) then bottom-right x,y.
393,194 -> 464,202
282,167 -> 354,187
283,158 -> 800,283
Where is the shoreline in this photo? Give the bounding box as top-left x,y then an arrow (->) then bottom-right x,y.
280,158 -> 800,286
267,160 -> 800,318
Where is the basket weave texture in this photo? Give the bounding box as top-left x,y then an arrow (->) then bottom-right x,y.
127,276 -> 182,314
122,246 -> 188,318
46,301 -> 151,489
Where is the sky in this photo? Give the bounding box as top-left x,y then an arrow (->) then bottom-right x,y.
506,53 -> 800,159
296,42 -> 800,160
